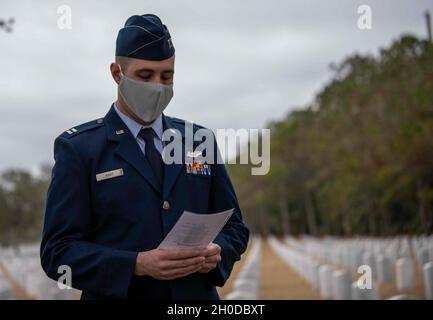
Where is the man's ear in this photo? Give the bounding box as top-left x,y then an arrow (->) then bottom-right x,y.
110,63 -> 121,84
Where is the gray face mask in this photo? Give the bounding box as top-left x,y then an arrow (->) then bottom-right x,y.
118,68 -> 173,122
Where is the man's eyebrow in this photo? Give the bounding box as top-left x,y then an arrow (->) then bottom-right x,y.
135,68 -> 155,73
135,68 -> 174,73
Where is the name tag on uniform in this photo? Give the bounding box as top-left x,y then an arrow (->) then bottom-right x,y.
96,168 -> 124,181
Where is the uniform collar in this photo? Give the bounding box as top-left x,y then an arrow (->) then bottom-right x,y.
113,102 -> 163,140
105,103 -> 185,142
104,103 -> 185,199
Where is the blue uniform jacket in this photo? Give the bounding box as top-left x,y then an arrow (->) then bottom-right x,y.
40,105 -> 249,300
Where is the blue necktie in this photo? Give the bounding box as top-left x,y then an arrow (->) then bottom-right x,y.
138,128 -> 164,185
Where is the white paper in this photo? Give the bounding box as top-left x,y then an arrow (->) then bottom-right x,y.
158,208 -> 234,250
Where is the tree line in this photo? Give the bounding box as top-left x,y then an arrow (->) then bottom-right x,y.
229,35 -> 433,237
0,165 -> 50,244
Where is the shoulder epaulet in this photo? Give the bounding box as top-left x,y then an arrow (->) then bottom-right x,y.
60,118 -> 105,139
170,117 -> 187,126
170,117 -> 207,130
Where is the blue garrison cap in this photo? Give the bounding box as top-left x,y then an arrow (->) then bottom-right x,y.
115,14 -> 175,61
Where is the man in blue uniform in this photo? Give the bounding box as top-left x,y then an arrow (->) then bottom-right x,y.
40,14 -> 249,300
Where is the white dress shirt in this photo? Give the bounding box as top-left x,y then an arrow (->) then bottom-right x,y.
114,102 -> 163,155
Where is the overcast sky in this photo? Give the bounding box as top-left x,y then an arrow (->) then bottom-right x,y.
1,0 -> 432,173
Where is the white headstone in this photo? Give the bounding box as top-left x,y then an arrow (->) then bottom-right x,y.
417,247 -> 430,267
396,257 -> 416,291
333,270 -> 352,300
423,262 -> 433,300
310,262 -> 320,289
233,278 -> 259,293
376,254 -> 392,283
399,241 -> 411,259
318,265 -> 334,298
350,250 -> 362,273
362,251 -> 376,276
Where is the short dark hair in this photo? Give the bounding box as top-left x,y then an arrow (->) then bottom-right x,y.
115,56 -> 130,72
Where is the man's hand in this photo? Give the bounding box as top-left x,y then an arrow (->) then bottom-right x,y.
135,248 -> 206,280
198,243 -> 221,273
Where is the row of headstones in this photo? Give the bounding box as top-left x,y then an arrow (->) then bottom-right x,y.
319,265 -> 379,299
285,236 -> 433,299
299,235 -> 433,290
268,236 -> 320,289
270,237 -> 383,299
0,246 -> 34,299
0,270 -> 15,300
225,236 -> 261,300
0,243 -> 79,300
287,236 -> 393,281
269,236 -> 433,300
412,236 -> 433,267
319,261 -> 433,300
292,235 -> 433,274
269,236 -> 352,298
